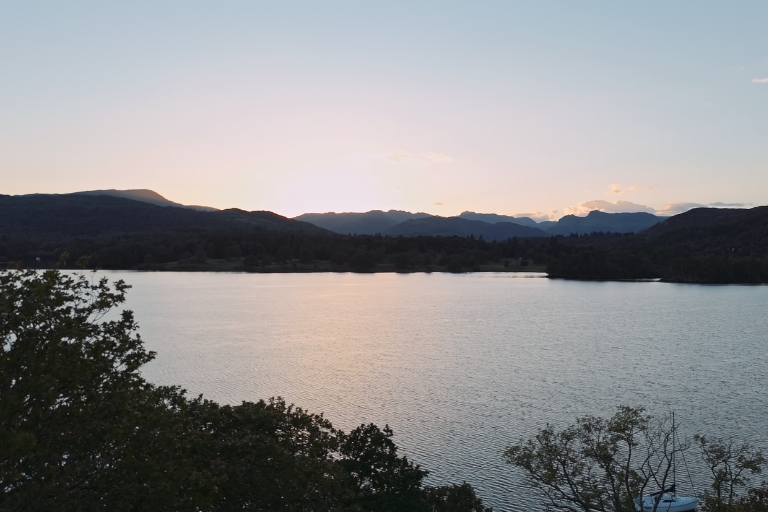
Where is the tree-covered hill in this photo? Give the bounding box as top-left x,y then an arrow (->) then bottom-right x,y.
0,193 -> 327,240
546,210 -> 662,236
384,216 -> 548,239
546,206 -> 768,283
295,210 -> 431,234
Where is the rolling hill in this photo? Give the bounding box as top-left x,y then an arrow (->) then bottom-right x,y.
294,210 -> 431,234
0,193 -> 326,241
545,211 -> 663,235
384,216 -> 548,239
74,189 -> 217,211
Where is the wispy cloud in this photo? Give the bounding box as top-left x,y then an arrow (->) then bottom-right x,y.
425,152 -> 454,163
512,210 -> 559,222
628,184 -> 654,191
708,201 -> 750,207
654,202 -> 705,216
432,201 -> 445,206
605,183 -> 654,195
350,150 -> 411,161
655,201 -> 752,216
386,150 -> 411,162
566,199 -> 655,216
752,78 -> 768,83
350,150 -> 453,164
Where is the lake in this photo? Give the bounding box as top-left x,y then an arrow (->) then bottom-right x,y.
109,271 -> 768,511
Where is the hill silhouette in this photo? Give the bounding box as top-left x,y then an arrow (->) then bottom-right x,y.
299,209 -> 664,237
74,189 -> 217,211
546,206 -> 768,283
0,193 -> 326,241
458,211 -> 541,228
294,210 -> 430,234
545,211 -> 662,235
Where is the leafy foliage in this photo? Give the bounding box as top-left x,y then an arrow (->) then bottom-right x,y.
504,407 -> 688,512
506,408 -> 766,512
695,436 -> 765,511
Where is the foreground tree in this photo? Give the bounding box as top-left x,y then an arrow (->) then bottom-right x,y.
506,408 -> 766,512
695,435 -> 764,512
504,407 -> 691,512
0,267 -> 491,511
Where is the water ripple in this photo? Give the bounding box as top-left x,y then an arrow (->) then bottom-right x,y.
106,272 -> 768,512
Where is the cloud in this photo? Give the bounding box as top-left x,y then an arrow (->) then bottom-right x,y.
432,201 -> 445,206
424,152 -> 454,163
566,200 -> 656,216
350,150 -> 452,164
654,201 -> 752,216
513,211 -> 559,222
350,150 -> 412,162
606,183 -> 654,195
708,201 -> 750,207
654,202 -> 705,216
385,150 -> 411,162
752,78 -> 768,83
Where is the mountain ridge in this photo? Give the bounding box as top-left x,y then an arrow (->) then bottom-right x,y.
0,193 -> 326,240
72,189 -> 218,211
296,208 -> 666,237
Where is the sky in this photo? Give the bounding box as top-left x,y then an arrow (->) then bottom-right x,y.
1,1 -> 767,220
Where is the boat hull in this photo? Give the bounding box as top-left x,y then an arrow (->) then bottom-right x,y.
640,496 -> 697,512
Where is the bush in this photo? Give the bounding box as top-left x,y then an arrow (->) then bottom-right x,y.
275,246 -> 292,262
224,243 -> 242,258
243,255 -> 259,268
350,251 -> 376,271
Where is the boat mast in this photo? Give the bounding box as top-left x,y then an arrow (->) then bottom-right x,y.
672,411 -> 676,496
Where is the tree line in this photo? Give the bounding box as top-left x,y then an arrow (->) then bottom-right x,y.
0,229 -> 555,273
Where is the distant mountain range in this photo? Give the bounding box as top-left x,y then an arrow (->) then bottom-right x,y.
457,211 -> 557,230
545,211 -> 661,236
0,192 -> 325,240
294,210 -> 431,235
295,209 -> 666,238
1,189 -> 667,242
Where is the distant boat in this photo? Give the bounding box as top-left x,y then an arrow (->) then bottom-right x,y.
640,491 -> 697,512
638,413 -> 698,512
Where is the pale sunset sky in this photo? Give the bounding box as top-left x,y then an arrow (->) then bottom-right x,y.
1,2 -> 767,219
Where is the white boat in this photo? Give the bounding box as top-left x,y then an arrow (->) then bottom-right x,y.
640,494 -> 698,512
638,413 -> 698,512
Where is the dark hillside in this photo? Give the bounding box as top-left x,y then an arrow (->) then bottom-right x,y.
385,216 -> 548,239
546,206 -> 768,283
0,194 -> 326,240
74,188 -> 218,211
546,210 -> 662,235
641,206 -> 753,234
295,210 -> 431,234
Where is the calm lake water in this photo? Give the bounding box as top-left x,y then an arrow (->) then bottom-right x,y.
107,271 -> 767,511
